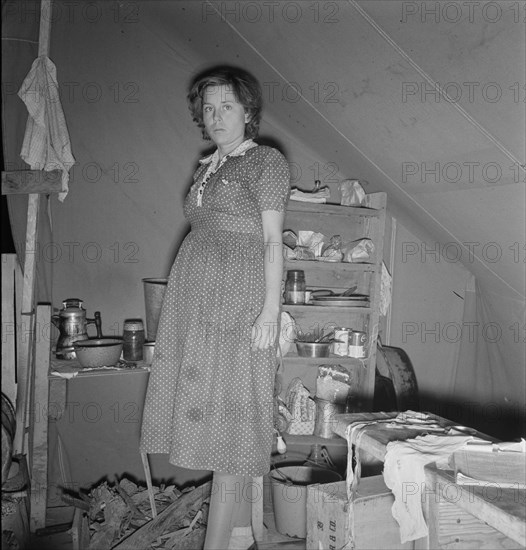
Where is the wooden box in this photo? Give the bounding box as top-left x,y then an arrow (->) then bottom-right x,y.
430,500 -> 523,549
452,448 -> 526,487
306,475 -> 413,549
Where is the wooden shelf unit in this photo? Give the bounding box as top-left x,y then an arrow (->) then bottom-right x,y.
281,192 -> 387,412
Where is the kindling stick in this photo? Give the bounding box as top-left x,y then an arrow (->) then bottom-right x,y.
140,451 -> 157,518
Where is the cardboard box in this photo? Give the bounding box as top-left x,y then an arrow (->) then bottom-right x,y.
306,475 -> 413,550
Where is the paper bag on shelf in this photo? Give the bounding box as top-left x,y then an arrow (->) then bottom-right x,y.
342,238 -> 375,263
340,179 -> 366,206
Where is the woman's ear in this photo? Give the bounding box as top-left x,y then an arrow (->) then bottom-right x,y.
245,113 -> 251,124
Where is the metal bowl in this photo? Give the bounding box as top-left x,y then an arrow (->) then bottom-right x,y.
73,338 -> 123,368
296,341 -> 331,358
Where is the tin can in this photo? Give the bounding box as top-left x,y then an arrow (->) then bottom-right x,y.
348,331 -> 367,358
143,341 -> 155,365
332,327 -> 352,356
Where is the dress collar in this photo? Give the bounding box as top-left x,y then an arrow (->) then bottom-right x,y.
199,139 -> 257,167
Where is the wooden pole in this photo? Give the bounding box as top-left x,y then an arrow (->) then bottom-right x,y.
29,304 -> 51,531
13,0 -> 52,456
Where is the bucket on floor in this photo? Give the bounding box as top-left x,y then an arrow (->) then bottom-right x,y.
269,465 -> 342,539
142,278 -> 168,342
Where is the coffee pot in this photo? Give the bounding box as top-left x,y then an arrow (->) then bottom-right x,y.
52,299 -> 101,359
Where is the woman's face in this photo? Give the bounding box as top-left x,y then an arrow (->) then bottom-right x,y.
202,84 -> 249,155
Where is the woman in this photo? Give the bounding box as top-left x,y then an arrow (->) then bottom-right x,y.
140,66 -> 290,549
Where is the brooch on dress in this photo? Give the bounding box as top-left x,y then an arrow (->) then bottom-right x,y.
196,172 -> 213,207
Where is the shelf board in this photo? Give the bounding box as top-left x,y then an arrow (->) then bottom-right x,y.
283,355 -> 368,365
287,201 -> 382,217
285,259 -> 377,273
284,304 -> 372,314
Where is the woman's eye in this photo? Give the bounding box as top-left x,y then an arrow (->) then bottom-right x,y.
224,104 -> 232,110
203,106 -> 212,112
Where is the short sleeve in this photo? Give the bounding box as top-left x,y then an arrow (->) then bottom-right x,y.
248,147 -> 290,212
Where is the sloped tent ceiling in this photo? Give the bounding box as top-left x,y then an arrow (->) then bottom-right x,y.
175,0 -> 524,294
3,0 -> 524,437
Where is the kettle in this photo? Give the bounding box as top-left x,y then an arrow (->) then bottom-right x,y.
52,299 -> 102,359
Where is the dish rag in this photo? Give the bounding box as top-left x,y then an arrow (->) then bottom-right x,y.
383,433 -> 478,543
18,55 -> 75,201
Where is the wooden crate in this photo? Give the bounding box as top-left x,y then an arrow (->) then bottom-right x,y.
306,475 -> 413,550
452,448 -> 526,486
423,462 -> 525,549
431,500 -> 522,549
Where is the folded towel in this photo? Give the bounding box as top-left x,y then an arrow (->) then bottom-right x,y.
290,187 -> 330,203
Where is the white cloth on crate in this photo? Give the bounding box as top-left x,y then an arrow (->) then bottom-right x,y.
18,55 -> 75,201
383,434 -> 476,544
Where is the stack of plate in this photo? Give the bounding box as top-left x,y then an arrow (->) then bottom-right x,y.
311,294 -> 369,307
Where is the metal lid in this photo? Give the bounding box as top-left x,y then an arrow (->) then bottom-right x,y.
61,298 -> 84,310
123,319 -> 144,332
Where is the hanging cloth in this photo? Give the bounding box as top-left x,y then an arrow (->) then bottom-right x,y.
18,55 -> 75,201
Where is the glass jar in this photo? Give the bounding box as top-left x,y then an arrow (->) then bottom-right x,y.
284,270 -> 306,305
123,319 -> 145,361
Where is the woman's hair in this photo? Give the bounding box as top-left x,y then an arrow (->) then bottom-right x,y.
187,65 -> 262,141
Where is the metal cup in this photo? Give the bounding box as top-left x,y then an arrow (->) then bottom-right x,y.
143,342 -> 155,365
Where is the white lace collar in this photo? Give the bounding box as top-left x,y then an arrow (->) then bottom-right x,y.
199,139 -> 257,169
195,140 -> 258,207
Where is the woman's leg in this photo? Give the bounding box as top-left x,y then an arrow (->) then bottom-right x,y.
232,476 -> 252,527
227,476 -> 255,550
204,472 -> 244,550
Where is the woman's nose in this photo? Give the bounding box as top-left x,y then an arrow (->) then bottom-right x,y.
213,110 -> 222,122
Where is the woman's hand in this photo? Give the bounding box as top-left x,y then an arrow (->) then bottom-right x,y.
251,308 -> 279,351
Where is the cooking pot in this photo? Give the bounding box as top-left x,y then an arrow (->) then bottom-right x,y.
296,341 -> 331,357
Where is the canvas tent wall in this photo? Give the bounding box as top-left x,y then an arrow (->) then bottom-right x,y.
2,0 -> 524,448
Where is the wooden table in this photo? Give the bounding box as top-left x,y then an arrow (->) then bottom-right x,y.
46,359 -> 212,501
331,412 -> 524,549
331,411 -> 460,462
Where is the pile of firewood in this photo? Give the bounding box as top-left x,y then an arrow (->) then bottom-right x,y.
80,477 -> 211,550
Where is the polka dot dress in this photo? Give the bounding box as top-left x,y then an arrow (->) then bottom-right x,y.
140,142 -> 290,476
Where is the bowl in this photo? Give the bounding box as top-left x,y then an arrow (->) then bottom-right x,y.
73,338 -> 123,368
296,341 -> 331,358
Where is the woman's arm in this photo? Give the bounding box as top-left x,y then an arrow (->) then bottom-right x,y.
251,209 -> 284,350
